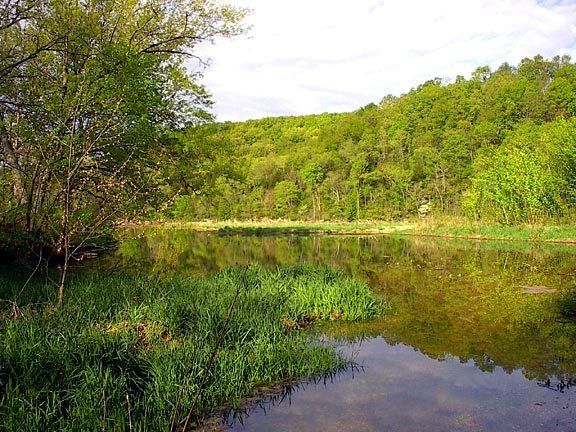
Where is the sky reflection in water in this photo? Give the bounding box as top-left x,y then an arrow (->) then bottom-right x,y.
228,337 -> 576,431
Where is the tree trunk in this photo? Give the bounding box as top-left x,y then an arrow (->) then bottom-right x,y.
58,166 -> 72,307
57,242 -> 68,307
311,188 -> 317,221
0,123 -> 28,209
356,187 -> 360,220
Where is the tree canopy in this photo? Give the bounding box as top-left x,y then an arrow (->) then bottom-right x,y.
0,0 -> 246,242
167,55 -> 576,224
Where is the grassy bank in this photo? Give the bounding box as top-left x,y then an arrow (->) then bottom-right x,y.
0,265 -> 383,431
125,219 -> 413,235
126,218 -> 576,243
406,217 -> 576,243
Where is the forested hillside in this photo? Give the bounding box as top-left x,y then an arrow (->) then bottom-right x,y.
169,55 -> 576,224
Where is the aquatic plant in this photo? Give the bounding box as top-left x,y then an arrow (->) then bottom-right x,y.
0,265 -> 383,430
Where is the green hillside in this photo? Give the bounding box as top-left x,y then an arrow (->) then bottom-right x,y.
168,55 -> 576,224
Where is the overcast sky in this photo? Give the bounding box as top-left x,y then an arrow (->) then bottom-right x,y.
195,0 -> 576,122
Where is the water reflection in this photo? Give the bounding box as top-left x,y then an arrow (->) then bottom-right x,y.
229,338 -> 576,432
223,364 -> 364,429
114,229 -> 576,431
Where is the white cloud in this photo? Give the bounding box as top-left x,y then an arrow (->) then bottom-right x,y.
194,0 -> 576,121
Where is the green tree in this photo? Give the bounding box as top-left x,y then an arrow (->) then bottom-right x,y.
463,120 -> 576,224
165,55 -> 576,224
301,163 -> 325,220
0,0 -> 246,302
273,180 -> 300,217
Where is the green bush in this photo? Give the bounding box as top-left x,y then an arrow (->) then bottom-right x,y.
464,119 -> 576,224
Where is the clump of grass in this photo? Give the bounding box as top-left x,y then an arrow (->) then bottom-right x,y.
0,265 -> 383,430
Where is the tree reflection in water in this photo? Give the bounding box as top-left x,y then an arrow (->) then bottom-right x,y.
111,229 -> 576,431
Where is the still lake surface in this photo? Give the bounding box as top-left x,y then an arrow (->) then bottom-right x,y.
114,229 -> 576,431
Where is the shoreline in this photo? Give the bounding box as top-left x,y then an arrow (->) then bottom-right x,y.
119,219 -> 576,244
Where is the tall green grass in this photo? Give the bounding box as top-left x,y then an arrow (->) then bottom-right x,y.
0,265 -> 383,431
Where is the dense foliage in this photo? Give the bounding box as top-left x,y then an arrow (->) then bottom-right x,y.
0,0 -> 246,302
169,55 -> 576,224
0,265 -> 382,430
0,0 -> 245,252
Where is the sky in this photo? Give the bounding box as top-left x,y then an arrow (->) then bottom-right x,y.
195,0 -> 576,122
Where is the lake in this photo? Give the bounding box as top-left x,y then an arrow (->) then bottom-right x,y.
113,229 -> 576,431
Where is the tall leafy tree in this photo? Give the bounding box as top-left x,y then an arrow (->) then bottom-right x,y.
0,0 -> 246,302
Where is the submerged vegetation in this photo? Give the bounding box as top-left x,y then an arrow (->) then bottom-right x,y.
0,265 -> 382,430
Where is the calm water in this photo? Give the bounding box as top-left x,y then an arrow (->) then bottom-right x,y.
115,229 -> 576,431
226,339 -> 576,431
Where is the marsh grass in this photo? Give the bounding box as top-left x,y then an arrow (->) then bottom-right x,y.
0,265 -> 382,431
